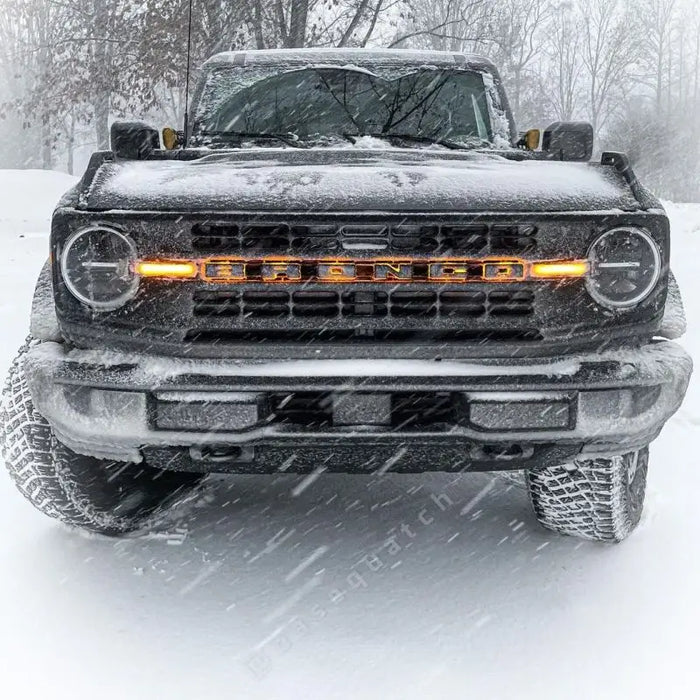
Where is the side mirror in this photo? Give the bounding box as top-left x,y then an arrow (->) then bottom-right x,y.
110,121 -> 160,160
541,122 -> 594,162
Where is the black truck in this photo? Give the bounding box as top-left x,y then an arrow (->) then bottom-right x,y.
1,49 -> 692,542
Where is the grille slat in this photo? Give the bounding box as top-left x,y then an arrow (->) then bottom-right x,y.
488,291 -> 535,317
440,291 -> 487,318
292,291 -> 339,318
241,291 -> 290,318
193,291 -> 241,317
390,291 -> 438,318
489,225 -> 538,253
193,288 -> 534,320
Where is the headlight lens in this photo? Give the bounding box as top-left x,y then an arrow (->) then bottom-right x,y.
587,228 -> 661,308
61,227 -> 138,310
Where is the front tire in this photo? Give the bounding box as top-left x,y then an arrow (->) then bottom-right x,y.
1,340 -> 204,536
526,448 -> 648,543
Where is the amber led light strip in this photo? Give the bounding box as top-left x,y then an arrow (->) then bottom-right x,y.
134,258 -> 589,283
136,261 -> 198,278
530,261 -> 589,279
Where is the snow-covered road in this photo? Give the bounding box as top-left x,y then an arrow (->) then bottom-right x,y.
0,170 -> 698,699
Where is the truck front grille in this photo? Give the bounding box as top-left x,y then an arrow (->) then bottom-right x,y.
183,219 -> 543,347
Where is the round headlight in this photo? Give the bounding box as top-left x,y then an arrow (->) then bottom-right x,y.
61,227 -> 139,310
587,228 -> 661,309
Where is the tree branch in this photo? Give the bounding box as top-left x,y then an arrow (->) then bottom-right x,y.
338,0 -> 372,47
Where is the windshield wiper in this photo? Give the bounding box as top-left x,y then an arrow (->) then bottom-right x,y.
200,131 -> 309,149
354,133 -> 486,151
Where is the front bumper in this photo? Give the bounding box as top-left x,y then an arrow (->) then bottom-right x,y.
25,341 -> 692,473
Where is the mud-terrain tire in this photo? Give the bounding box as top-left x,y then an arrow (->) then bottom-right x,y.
526,448 -> 649,543
1,339 -> 203,536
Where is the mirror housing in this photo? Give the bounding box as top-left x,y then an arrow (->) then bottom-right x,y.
542,122 -> 594,162
520,128 -> 541,151
162,127 -> 184,150
110,121 -> 160,160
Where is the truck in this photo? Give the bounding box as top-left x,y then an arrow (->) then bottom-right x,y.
1,48 -> 692,542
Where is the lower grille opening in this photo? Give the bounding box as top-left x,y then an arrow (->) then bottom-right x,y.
183,329 -> 544,344
267,391 -> 460,431
269,393 -> 333,428
392,392 -> 458,430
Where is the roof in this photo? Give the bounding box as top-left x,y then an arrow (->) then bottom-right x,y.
203,48 -> 497,73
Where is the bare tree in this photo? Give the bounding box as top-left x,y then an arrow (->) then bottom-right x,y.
546,1 -> 582,121
243,0 -> 404,49
487,0 -> 553,116
389,0 -> 492,52
579,0 -> 640,134
638,0 -> 677,116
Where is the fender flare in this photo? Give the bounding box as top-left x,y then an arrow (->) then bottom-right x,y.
660,270 -> 687,340
30,261 -> 62,342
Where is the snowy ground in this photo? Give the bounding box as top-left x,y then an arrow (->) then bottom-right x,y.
0,170 -> 698,699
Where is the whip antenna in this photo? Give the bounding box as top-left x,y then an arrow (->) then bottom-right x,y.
183,0 -> 195,145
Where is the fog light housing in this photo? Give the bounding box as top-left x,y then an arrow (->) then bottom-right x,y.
587,228 -> 661,309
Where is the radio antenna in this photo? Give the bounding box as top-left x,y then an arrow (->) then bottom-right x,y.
183,0 -> 195,146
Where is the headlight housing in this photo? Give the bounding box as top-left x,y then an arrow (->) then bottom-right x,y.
587,227 -> 661,309
61,227 -> 139,310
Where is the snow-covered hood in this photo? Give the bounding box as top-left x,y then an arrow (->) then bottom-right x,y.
80,149 -> 643,213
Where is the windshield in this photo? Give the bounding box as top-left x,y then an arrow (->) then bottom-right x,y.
196,67 -> 493,147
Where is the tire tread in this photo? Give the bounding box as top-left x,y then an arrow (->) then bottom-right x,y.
1,338 -> 201,535
526,451 -> 648,543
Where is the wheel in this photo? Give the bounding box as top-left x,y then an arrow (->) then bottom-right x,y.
526,448 -> 649,543
1,339 -> 204,536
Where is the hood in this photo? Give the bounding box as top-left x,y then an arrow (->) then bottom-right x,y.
80,149 -> 642,214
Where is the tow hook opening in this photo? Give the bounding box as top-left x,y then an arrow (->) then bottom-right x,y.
471,444 -> 534,461
190,445 -> 255,464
